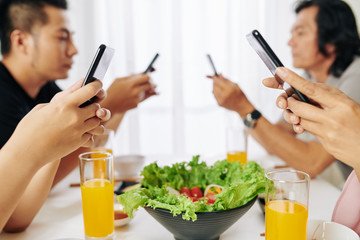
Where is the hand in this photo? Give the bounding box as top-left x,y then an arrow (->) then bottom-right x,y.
51,79 -> 111,122
265,67 -> 360,169
6,80 -> 108,167
103,73 -> 157,114
208,74 -> 254,117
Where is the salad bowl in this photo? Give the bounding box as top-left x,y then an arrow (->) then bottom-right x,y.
144,196 -> 257,240
118,156 -> 266,240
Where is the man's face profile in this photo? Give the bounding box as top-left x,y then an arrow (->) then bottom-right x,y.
28,5 -> 77,81
288,6 -> 329,72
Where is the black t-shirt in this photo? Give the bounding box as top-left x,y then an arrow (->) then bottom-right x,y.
0,62 -> 62,148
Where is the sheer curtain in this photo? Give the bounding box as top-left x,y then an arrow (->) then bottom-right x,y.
62,0 -> 298,159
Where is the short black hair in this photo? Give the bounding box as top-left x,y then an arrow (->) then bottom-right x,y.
0,0 -> 67,55
295,0 -> 360,77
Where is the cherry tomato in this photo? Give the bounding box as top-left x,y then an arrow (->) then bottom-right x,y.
207,194 -> 216,204
190,186 -> 203,198
180,186 -> 191,197
191,197 -> 199,202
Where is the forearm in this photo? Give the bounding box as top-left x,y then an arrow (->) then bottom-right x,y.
3,160 -> 60,232
248,116 -> 335,177
52,147 -> 88,187
0,149 -> 39,232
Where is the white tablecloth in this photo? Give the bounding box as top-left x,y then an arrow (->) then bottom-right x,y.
0,155 -> 341,240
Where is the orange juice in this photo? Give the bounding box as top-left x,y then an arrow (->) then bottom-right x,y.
91,149 -> 113,179
81,179 -> 114,238
227,151 -> 247,164
265,200 -> 308,240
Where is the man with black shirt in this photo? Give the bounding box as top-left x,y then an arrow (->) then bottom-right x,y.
0,0 -> 157,186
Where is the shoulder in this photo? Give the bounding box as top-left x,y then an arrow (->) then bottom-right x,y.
329,57 -> 360,103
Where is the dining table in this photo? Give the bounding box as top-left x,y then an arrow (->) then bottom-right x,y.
0,154 -> 342,240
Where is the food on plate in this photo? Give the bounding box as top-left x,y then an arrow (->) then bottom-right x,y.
114,210 -> 128,220
118,155 -> 266,221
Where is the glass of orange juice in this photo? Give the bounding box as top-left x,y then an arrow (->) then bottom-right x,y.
265,169 -> 310,240
79,152 -> 114,240
91,129 -> 115,180
226,125 -> 248,164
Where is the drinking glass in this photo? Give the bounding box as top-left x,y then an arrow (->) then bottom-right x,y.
226,125 -> 248,164
91,129 -> 114,155
265,169 -> 310,240
91,129 -> 115,180
79,152 -> 114,240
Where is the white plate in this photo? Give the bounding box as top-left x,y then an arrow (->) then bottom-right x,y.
114,203 -> 133,227
307,219 -> 359,240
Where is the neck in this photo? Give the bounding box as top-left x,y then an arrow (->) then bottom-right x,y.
307,56 -> 336,83
2,56 -> 48,99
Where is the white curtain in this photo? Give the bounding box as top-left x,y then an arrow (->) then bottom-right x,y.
61,0 -> 299,160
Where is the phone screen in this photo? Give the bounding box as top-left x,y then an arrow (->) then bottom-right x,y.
246,30 -> 310,104
80,44 -> 115,107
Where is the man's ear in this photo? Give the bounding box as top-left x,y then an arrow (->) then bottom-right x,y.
9,29 -> 34,55
325,43 -> 336,55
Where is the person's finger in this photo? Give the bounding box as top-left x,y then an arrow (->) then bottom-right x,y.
67,81 -> 103,107
283,109 -> 301,125
96,108 -> 111,122
262,77 -> 282,89
81,133 -> 94,148
275,67 -> 337,107
287,97 -> 325,122
293,124 -> 305,134
80,102 -> 101,119
276,92 -> 289,109
133,74 -> 151,86
66,78 -> 85,93
81,117 -> 101,133
297,118 -> 323,136
137,82 -> 153,93
87,125 -> 105,135
212,75 -> 228,90
93,89 -> 107,103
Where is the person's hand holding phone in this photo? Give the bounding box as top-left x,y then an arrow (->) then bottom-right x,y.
208,74 -> 254,117
102,73 -> 157,114
263,67 -> 360,173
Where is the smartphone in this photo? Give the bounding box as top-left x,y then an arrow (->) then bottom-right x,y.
80,44 -> 115,107
206,54 -> 218,76
246,30 -> 310,103
143,53 -> 160,73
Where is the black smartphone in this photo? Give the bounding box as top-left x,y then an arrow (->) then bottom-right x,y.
80,44 -> 115,107
246,30 -> 310,103
206,54 -> 218,76
143,53 -> 160,73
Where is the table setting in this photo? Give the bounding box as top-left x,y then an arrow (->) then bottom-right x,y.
0,152 -> 346,240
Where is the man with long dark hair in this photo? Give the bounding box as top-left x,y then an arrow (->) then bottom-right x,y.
209,0 -> 360,182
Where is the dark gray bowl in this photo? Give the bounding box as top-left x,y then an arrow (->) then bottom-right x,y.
144,196 -> 257,240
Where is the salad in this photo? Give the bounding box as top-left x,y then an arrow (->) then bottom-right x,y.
117,155 -> 266,221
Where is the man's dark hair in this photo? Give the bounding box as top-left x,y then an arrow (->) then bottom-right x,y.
0,0 -> 67,55
295,0 -> 360,77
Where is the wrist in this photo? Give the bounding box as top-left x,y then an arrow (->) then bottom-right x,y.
242,109 -> 262,129
236,102 -> 255,118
